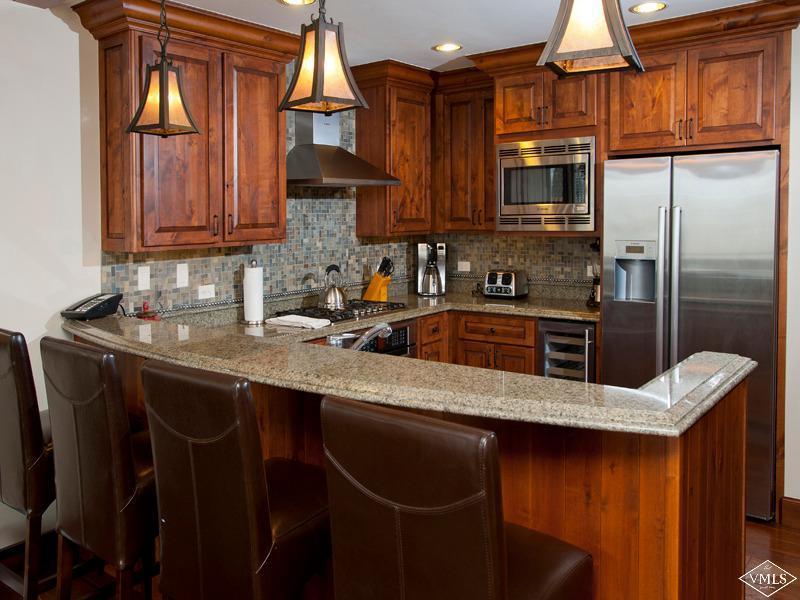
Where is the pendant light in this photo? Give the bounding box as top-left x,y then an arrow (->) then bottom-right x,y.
538,0 -> 644,75
127,0 -> 200,137
279,0 -> 367,115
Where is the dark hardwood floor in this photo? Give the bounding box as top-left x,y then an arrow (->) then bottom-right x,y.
1,521 -> 798,598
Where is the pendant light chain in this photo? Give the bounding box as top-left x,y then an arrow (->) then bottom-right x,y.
157,0 -> 171,61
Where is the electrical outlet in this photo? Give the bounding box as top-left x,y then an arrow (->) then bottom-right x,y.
198,284 -> 215,300
177,324 -> 190,342
138,324 -> 152,344
176,263 -> 189,288
137,266 -> 150,291
586,265 -> 594,278
457,261 -> 471,272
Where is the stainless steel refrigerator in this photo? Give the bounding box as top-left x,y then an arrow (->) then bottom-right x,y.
602,151 -> 779,520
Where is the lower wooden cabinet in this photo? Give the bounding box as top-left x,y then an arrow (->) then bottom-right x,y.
417,313 -> 449,363
456,340 -> 493,369
452,313 -> 537,375
493,344 -> 534,375
419,339 -> 448,363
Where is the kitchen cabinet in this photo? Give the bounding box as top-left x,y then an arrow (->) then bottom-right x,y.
610,35 -> 776,151
453,313 -> 537,375
494,70 -> 597,136
352,61 -> 435,237
433,76 -> 495,232
417,313 -> 449,363
76,0 -> 295,252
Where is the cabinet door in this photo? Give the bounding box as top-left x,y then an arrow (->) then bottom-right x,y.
140,37 -> 223,247
495,72 -> 543,135
456,340 -> 493,370
223,53 -> 286,243
493,344 -> 534,375
687,36 -> 776,146
389,87 -> 431,233
420,339 -> 447,363
442,92 -> 481,230
542,71 -> 598,130
610,49 -> 687,151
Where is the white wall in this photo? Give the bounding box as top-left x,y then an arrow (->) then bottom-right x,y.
786,28 -> 800,501
0,1 -> 101,407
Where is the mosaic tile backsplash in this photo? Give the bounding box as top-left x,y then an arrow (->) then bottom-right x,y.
101,65 -> 597,312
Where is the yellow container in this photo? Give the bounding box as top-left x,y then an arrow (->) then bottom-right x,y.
363,273 -> 391,302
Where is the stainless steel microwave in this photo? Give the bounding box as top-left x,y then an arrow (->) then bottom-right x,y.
496,136 -> 595,232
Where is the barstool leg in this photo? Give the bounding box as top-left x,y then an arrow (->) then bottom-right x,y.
22,512 -> 42,600
142,540 -> 155,600
116,567 -> 134,600
56,534 -> 74,600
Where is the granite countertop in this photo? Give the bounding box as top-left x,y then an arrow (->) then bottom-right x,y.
61,294 -> 755,437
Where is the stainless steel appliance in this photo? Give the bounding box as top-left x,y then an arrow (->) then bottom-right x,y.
483,270 -> 529,298
496,136 -> 595,232
324,320 -> 417,357
417,243 -> 446,296
276,300 -> 407,323
537,320 -> 596,383
602,151 -> 779,520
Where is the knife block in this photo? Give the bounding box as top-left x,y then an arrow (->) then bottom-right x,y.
363,273 -> 391,302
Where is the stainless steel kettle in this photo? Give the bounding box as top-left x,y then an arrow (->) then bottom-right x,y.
319,264 -> 347,310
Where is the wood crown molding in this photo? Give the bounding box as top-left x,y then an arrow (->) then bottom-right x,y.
471,0 -> 800,74
433,67 -> 493,93
352,59 -> 435,92
72,0 -> 300,61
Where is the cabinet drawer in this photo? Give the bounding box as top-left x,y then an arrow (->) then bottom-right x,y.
457,313 -> 536,347
419,313 -> 447,344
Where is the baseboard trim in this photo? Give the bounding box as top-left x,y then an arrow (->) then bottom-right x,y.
781,496 -> 800,530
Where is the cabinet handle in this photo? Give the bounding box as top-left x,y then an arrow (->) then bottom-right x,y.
543,105 -> 549,125
536,106 -> 543,127
478,209 -> 483,225
471,208 -> 477,226
392,209 -> 398,225
688,118 -> 694,140
677,119 -> 684,141
227,214 -> 234,235
213,215 -> 219,236
494,348 -> 499,369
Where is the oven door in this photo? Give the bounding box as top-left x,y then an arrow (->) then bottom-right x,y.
499,153 -> 590,216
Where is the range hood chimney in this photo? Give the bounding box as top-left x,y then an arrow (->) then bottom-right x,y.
286,113 -> 400,188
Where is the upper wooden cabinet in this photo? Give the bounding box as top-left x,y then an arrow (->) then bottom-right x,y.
611,35 -> 777,151
352,61 -> 434,237
433,70 -> 495,232
494,69 -> 597,136
75,0 -> 296,252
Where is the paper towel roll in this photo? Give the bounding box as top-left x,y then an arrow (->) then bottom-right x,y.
243,262 -> 264,323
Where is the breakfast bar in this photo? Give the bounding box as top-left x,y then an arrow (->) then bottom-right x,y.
63,298 -> 754,600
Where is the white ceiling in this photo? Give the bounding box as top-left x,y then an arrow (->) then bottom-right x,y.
182,0 -> 757,70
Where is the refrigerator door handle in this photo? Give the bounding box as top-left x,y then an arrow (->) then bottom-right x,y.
670,206 -> 682,366
656,206 -> 668,374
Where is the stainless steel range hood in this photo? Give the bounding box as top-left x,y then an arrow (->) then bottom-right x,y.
286,113 -> 400,188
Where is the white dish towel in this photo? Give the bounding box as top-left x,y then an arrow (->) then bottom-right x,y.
265,314 -> 332,329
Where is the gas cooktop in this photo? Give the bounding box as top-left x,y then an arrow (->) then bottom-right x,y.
274,300 -> 407,323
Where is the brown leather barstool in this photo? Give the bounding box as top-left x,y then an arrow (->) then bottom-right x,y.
0,329 -> 56,600
40,337 -> 157,600
320,396 -> 593,600
140,360 -> 330,600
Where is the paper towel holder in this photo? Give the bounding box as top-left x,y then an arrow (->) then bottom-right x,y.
240,259 -> 267,327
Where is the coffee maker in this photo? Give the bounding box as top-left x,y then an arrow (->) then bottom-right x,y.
417,243 -> 446,296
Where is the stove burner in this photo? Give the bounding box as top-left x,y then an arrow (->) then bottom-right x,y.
274,300 -> 406,324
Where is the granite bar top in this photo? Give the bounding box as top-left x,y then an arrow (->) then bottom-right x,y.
61,294 -> 754,437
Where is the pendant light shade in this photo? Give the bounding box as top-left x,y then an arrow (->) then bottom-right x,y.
127,0 -> 199,137
538,0 -> 644,75
279,0 -> 367,115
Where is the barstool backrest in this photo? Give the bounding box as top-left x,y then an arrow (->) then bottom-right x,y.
141,360 -> 272,600
320,396 -> 507,600
0,329 -> 48,513
40,337 -> 143,567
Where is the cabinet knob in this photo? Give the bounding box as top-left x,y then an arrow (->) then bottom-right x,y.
490,327 -> 496,334
432,326 -> 440,334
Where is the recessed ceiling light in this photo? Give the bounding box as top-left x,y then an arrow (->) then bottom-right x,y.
277,0 -> 316,5
629,2 -> 668,14
433,42 -> 463,53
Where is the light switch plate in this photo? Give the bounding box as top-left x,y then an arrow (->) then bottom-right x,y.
457,261 -> 471,272
198,284 -> 215,300
137,266 -> 150,291
176,263 -> 189,288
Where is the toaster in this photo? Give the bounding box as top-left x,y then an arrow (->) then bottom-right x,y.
483,270 -> 529,298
